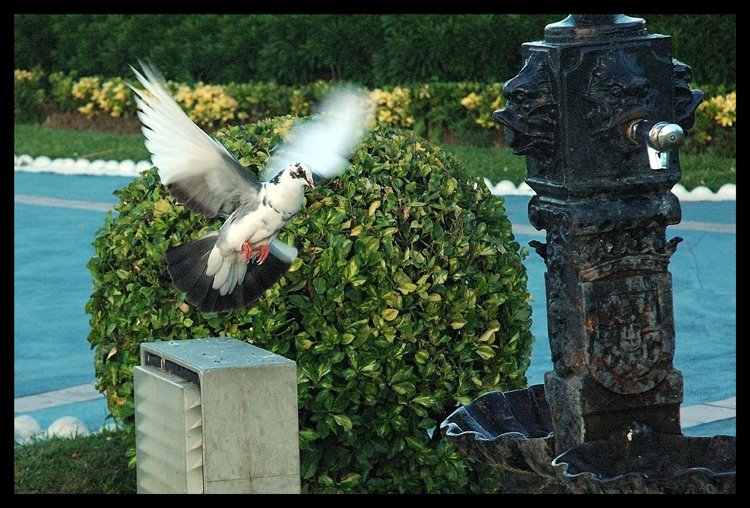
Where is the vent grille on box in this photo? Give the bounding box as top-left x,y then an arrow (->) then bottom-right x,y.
134,338 -> 300,493
134,366 -> 204,493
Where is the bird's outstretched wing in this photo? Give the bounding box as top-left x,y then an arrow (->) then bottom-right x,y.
260,85 -> 372,182
130,61 -> 261,218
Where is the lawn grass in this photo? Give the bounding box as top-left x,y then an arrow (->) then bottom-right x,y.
14,123 -> 151,161
437,142 -> 527,186
439,143 -> 736,192
14,123 -> 735,192
674,152 -> 736,192
14,429 -> 136,494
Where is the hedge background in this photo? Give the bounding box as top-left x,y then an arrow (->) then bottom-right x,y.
14,66 -> 736,157
14,14 -> 736,88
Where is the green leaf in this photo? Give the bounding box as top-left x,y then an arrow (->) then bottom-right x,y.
360,360 -> 379,373
478,330 -> 496,343
319,474 -> 334,487
332,414 -> 353,431
345,260 -> 359,280
393,382 -> 416,395
299,429 -> 318,442
412,395 -> 436,407
479,321 -> 500,343
381,308 -> 399,321
340,472 -> 362,488
476,345 -> 496,360
368,200 -> 381,216
398,283 -> 417,294
313,278 -> 326,294
341,333 -> 355,345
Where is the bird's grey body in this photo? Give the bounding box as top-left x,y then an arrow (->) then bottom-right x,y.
130,62 -> 369,312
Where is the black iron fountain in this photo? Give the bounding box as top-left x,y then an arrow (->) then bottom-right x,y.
440,14 -> 736,494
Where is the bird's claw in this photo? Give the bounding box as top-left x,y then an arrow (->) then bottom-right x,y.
241,242 -> 253,263
257,245 -> 270,265
241,243 -> 270,265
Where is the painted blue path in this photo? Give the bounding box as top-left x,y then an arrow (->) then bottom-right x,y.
14,173 -> 736,436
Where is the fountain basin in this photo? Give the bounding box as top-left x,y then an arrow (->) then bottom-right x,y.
551,424 -> 736,493
440,384 -> 556,478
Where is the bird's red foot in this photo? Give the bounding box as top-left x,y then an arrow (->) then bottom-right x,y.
241,242 -> 253,263
256,244 -> 270,265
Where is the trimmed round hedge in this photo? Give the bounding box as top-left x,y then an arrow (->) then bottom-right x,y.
86,118 -> 534,493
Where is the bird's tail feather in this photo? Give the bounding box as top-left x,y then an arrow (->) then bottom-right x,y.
166,233 -> 295,313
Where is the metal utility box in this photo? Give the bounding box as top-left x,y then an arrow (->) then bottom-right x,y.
134,337 -> 300,494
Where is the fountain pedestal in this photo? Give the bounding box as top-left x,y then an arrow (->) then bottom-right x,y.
441,14 -> 735,493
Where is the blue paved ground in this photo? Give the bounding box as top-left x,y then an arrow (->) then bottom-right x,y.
14,173 -> 736,435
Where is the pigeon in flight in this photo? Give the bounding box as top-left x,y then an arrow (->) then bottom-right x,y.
130,63 -> 370,312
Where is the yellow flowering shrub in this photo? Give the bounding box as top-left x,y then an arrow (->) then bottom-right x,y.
419,82 -> 504,143
460,83 -> 503,130
416,84 -> 431,101
97,78 -> 135,118
686,89 -> 736,156
71,76 -> 101,117
14,69 -> 37,83
172,84 -> 196,108
290,89 -> 311,116
14,68 -> 46,122
70,76 -> 136,118
706,91 -> 736,127
371,86 -> 414,128
11,67 -> 735,155
460,91 -> 482,110
173,83 -> 239,128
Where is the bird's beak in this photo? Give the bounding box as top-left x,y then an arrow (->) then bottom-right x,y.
307,176 -> 315,190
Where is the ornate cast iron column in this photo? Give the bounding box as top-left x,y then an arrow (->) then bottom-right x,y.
494,14 -> 703,455
441,15 -> 735,492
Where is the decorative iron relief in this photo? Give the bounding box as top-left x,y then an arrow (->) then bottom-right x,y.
575,229 -> 683,281
583,274 -> 675,394
672,59 -> 704,132
494,52 -> 557,164
584,50 -> 657,156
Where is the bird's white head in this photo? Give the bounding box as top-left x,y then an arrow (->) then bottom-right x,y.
269,162 -> 315,190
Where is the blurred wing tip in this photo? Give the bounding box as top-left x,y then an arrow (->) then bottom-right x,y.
257,83 -> 374,182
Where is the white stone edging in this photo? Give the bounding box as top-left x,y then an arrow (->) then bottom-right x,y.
483,178 -> 736,202
14,154 -> 736,202
14,154 -> 153,177
14,414 -> 119,444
